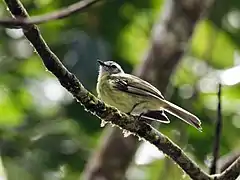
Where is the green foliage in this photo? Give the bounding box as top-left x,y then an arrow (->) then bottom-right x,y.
0,0 -> 240,179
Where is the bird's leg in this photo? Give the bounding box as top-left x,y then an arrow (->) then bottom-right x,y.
127,102 -> 142,115
126,102 -> 147,125
138,112 -> 146,121
128,102 -> 152,122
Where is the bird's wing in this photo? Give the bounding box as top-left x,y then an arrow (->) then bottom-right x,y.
110,73 -> 165,100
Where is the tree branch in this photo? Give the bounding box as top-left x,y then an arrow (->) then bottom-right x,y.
2,0 -> 239,179
210,83 -> 223,174
213,157 -> 240,180
219,151 -> 240,172
0,0 -> 101,28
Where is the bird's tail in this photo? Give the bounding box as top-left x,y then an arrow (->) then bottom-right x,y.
163,100 -> 202,131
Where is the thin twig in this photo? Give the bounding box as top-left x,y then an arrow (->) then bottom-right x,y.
210,83 -> 222,174
2,0 -> 240,179
0,0 -> 101,28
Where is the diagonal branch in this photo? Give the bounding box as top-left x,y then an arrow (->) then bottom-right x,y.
219,151 -> 240,172
213,157 -> 240,180
2,0 -> 239,179
0,0 -> 101,28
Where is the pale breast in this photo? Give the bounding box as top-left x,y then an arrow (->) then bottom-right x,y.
97,78 -> 137,113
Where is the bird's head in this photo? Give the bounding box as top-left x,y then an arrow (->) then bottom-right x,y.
97,60 -> 124,76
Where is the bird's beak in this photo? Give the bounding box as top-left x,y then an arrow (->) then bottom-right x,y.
97,60 -> 106,66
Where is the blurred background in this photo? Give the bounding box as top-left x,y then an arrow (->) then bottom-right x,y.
0,0 -> 240,179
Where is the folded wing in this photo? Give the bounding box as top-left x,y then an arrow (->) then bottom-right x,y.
110,73 -> 165,100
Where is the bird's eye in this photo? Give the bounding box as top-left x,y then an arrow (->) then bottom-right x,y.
111,64 -> 117,69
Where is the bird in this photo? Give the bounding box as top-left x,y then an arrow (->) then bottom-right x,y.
96,60 -> 202,131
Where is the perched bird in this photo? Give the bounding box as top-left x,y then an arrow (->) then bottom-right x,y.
96,60 -> 202,131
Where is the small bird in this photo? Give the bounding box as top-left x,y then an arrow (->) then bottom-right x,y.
96,60 -> 202,131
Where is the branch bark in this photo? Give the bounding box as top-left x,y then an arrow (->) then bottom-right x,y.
219,151 -> 240,172
0,0 -> 101,28
213,157 -> 240,180
2,0 -> 239,179
83,0 -> 215,179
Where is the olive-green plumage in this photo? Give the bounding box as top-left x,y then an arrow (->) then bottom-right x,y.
96,60 -> 202,131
